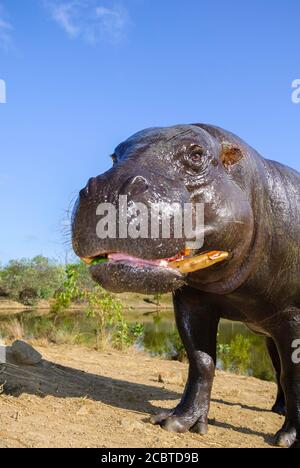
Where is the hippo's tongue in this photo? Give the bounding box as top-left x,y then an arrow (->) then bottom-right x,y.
108,253 -> 169,268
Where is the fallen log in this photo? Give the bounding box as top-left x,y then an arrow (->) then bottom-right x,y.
0,340 -> 100,399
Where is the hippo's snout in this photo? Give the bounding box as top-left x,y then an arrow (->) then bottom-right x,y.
72,157 -> 191,294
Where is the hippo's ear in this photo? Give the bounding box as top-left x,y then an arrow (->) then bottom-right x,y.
221,143 -> 243,169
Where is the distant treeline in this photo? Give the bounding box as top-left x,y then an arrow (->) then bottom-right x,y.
0,256 -> 93,305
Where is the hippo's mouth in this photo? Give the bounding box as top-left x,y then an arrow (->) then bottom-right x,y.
80,249 -> 229,295
82,251 -> 186,294
81,250 -> 189,269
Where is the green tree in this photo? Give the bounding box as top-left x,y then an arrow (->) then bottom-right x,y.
0,256 -> 65,305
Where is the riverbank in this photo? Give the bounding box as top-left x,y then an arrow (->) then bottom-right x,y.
0,343 -> 282,448
0,298 -> 50,312
0,293 -> 173,314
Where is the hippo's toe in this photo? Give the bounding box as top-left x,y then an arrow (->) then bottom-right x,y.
150,410 -> 173,425
161,416 -> 190,433
190,420 -> 209,435
275,426 -> 297,448
150,410 -> 207,435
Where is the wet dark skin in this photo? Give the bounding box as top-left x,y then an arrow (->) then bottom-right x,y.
72,124 -> 300,448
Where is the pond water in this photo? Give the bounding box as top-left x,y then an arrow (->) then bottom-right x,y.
0,308 -> 275,382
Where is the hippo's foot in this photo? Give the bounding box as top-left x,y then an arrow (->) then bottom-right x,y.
150,409 -> 208,435
274,423 -> 298,448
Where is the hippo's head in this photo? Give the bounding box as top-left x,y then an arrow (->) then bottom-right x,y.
72,125 -> 254,295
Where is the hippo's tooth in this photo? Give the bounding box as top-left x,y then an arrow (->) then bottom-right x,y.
169,251 -> 229,274
184,248 -> 192,257
81,257 -> 94,265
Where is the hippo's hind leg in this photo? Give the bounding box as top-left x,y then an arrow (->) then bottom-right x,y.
266,337 -> 286,416
270,310 -> 300,448
151,286 -> 219,434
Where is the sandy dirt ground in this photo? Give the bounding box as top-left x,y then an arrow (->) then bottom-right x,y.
0,344 -> 284,448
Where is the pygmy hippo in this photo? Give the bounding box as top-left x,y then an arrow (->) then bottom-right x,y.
72,124 -> 300,448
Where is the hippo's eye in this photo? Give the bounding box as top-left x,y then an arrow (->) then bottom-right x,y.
189,146 -> 205,163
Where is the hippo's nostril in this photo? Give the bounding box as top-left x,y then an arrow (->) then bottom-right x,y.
121,176 -> 149,197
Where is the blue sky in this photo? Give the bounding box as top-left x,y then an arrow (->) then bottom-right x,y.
0,0 -> 299,264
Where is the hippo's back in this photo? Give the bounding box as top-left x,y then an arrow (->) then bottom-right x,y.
265,158 -> 300,230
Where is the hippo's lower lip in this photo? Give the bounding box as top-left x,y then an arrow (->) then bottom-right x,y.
89,260 -> 186,294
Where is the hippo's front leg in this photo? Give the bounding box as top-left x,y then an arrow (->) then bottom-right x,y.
270,310 -> 300,448
151,286 -> 219,434
266,337 -> 286,415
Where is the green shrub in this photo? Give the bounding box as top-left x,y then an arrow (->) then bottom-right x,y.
52,264 -> 144,350
218,334 -> 251,374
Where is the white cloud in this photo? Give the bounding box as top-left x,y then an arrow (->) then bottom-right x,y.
50,2 -> 80,38
45,0 -> 129,44
0,3 -> 13,50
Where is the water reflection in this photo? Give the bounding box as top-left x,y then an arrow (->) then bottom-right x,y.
0,308 -> 274,381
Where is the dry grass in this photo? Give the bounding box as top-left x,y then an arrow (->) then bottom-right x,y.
2,320 -> 25,341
